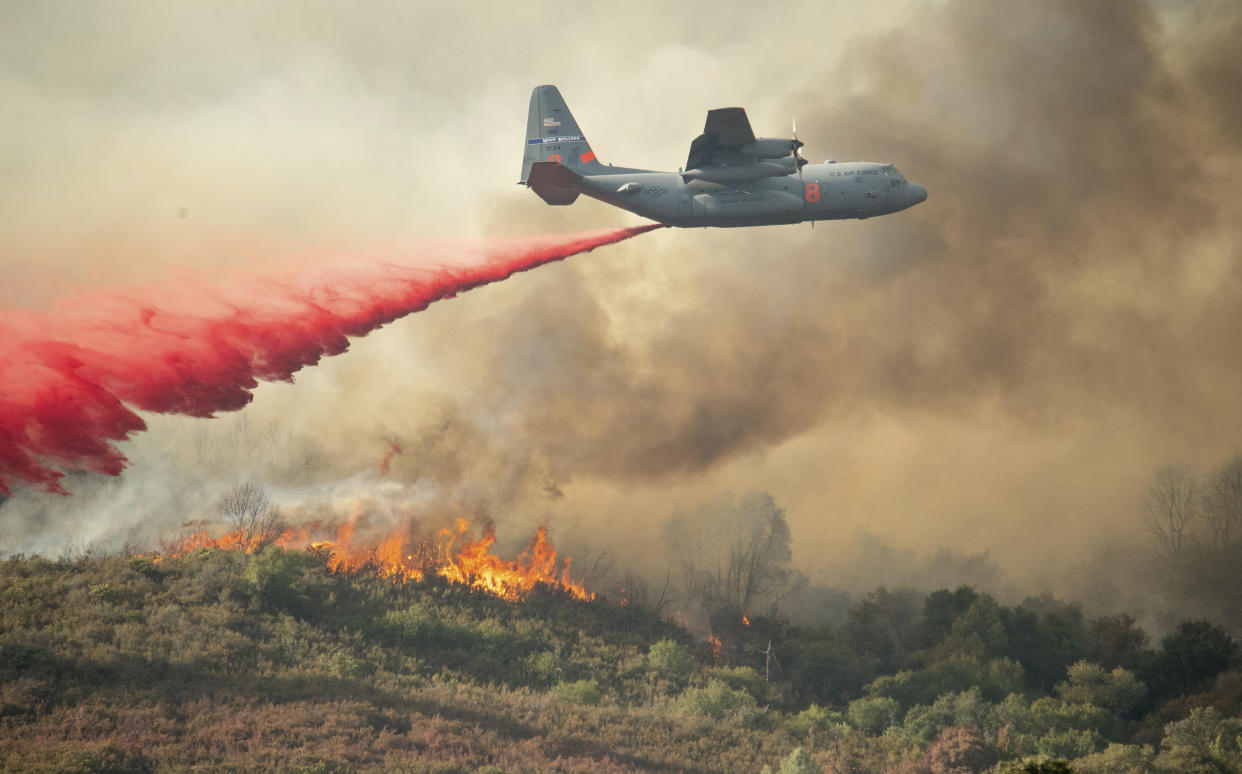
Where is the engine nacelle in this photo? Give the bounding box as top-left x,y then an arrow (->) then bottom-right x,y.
772,156 -> 808,173
683,162 -> 789,183
682,155 -> 808,183
739,137 -> 802,159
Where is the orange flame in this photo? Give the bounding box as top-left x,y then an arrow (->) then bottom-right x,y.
742,614 -> 750,626
150,517 -> 593,602
708,634 -> 723,659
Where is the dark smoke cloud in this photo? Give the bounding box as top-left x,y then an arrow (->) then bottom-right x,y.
467,0 -> 1241,479
442,0 -> 1242,577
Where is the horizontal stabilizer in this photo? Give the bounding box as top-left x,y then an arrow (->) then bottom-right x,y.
526,161 -> 582,205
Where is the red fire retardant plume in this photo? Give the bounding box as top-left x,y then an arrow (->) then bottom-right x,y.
0,225 -> 662,495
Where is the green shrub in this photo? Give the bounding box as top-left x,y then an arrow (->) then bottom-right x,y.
647,638 -> 695,683
124,557 -> 161,580
320,649 -> 372,679
1028,697 -> 1111,737
773,746 -> 822,774
7,578 -> 38,606
994,759 -> 1074,774
709,664 -> 766,703
1159,707 -> 1242,773
785,704 -> 847,737
846,695 -> 901,735
901,687 -> 991,744
865,656 -> 1024,708
0,642 -> 59,681
552,678 -> 603,705
381,603 -> 446,644
242,547 -> 316,612
380,604 -> 516,658
1036,727 -> 1105,759
87,583 -> 122,605
1069,743 -> 1157,774
524,650 -> 562,686
676,679 -> 760,725
288,758 -> 346,774
18,741 -> 147,773
1054,661 -> 1146,715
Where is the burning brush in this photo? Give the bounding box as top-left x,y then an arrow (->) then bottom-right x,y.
152,516 -> 594,603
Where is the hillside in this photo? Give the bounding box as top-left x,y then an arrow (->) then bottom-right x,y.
2,548 -> 1240,773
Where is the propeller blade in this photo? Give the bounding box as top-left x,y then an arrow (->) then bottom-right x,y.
793,118 -> 804,185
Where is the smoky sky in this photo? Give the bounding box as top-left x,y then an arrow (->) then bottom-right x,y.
2,0 -> 1240,592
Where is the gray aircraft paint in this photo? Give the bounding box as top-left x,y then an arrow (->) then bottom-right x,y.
520,85 -> 927,228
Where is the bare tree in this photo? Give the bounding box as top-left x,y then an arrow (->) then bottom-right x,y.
663,491 -> 794,616
570,542 -> 615,588
1203,455 -> 1242,549
1143,465 -> 1199,557
218,482 -> 283,550
618,565 -> 675,616
651,565 -> 674,617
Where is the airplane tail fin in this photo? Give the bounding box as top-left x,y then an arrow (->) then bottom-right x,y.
520,85 -> 608,183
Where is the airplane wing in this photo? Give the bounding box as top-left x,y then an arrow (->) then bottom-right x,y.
685,107 -> 757,170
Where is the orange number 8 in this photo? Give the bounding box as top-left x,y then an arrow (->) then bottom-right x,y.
548,154 -> 562,164
805,182 -> 820,202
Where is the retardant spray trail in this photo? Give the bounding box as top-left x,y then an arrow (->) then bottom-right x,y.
0,224 -> 663,495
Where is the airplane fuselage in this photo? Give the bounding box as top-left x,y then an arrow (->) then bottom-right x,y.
575,161 -> 927,228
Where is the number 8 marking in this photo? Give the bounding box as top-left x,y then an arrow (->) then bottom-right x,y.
548,154 -> 562,164
805,182 -> 820,202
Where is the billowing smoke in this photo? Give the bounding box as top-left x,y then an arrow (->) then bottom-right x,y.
455,0 -> 1242,579
0,225 -> 659,495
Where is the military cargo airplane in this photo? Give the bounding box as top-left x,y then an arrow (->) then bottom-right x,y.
520,85 -> 926,228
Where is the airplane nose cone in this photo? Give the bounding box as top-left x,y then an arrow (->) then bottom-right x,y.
907,184 -> 927,207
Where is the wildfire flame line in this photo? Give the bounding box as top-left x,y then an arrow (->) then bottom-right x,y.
0,225 -> 663,495
154,518 -> 594,603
